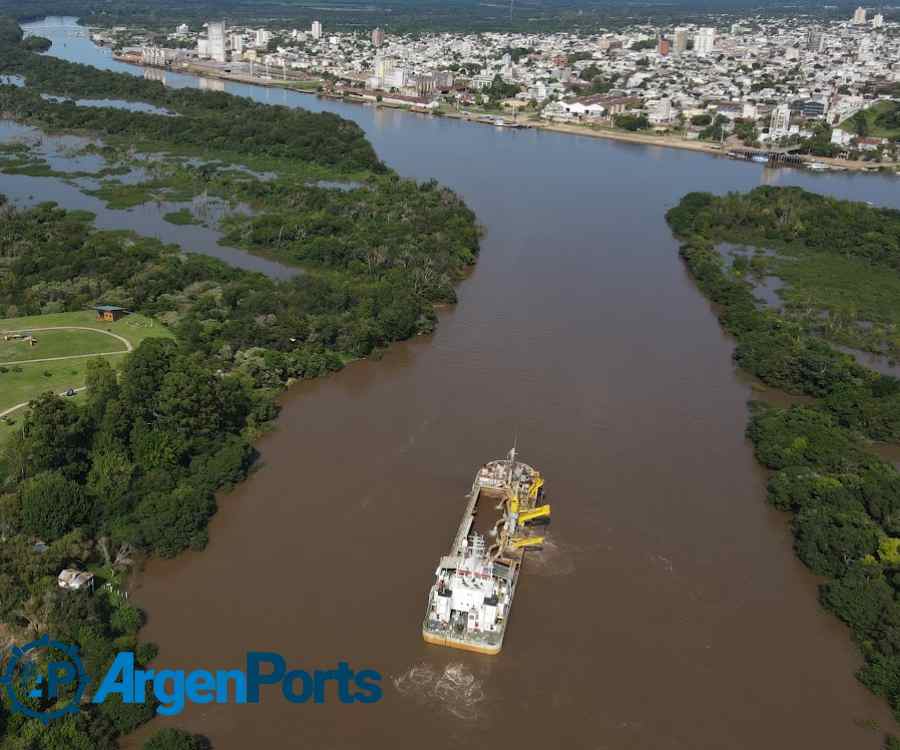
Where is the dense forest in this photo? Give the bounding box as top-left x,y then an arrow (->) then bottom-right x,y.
0,18 -> 480,749
667,186 -> 900,734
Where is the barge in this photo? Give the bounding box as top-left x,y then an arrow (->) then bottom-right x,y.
422,448 -> 550,655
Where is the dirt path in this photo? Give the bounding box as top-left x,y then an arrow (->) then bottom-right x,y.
0,386 -> 87,420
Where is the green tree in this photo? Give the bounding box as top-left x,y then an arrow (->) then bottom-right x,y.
85,357 -> 120,423
23,393 -> 91,480
143,728 -> 208,750
19,471 -> 93,541
614,113 -> 650,131
87,447 -> 135,519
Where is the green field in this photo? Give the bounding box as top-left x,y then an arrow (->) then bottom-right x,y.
0,328 -> 125,362
0,311 -> 174,441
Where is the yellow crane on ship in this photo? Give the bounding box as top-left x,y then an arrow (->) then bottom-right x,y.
507,535 -> 545,550
518,504 -> 551,525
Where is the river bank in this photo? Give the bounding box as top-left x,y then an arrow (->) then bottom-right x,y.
105,55 -> 898,175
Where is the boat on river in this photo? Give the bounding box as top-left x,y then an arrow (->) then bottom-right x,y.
422,448 -> 550,655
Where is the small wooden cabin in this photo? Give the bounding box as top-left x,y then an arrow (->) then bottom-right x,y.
94,305 -> 128,322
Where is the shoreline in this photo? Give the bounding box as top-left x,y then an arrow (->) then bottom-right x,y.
114,57 -> 899,176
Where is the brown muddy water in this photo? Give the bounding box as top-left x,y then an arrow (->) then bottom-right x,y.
25,16 -> 900,749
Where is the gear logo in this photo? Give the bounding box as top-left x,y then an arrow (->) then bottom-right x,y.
0,635 -> 90,724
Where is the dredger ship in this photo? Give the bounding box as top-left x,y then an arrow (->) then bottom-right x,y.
422,448 -> 550,655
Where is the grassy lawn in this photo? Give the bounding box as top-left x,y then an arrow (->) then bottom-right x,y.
0,310 -> 173,350
0,329 -> 124,362
0,357 -> 106,413
0,311 -> 174,437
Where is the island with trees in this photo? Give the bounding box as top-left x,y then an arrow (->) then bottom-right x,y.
667,186 -> 900,738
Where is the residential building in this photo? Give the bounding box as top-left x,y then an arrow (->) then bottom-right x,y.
255,29 -> 271,48
372,27 -> 384,47
311,21 -> 323,40
694,27 -> 716,56
806,29 -> 825,53
770,103 -> 791,135
208,21 -> 226,63
853,6 -> 867,25
673,28 -> 689,54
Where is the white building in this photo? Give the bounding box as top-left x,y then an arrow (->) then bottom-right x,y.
208,21 -> 226,63
561,101 -> 605,118
853,6 -> 867,25
176,23 -> 189,34
58,569 -> 95,592
872,13 -> 884,29
831,128 -> 853,146
527,82 -> 549,101
142,46 -> 174,67
648,98 -> 673,124
770,103 -> 791,136
255,29 -> 271,48
311,20 -> 323,40
375,54 -> 401,84
231,34 -> 244,54
694,27 -> 716,56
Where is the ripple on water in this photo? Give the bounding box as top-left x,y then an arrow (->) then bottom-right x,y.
525,535 -> 576,577
393,662 -> 487,721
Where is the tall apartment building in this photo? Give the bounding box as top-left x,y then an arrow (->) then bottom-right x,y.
372,27 -> 384,47
770,103 -> 791,135
673,28 -> 688,54
208,21 -> 226,63
806,29 -> 825,53
852,6 -> 867,24
255,29 -> 271,48
311,20 -> 323,39
694,27 -> 715,56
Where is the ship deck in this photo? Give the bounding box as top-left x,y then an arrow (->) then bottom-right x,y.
471,487 -> 505,543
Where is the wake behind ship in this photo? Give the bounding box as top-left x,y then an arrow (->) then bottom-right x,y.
422,448 -> 551,655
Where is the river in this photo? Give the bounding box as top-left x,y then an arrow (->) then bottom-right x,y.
15,17 -> 900,750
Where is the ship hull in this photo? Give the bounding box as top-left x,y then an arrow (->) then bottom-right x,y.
421,629 -> 503,655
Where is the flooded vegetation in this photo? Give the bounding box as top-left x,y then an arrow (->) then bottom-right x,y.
0,120 -> 294,277
40,93 -> 177,116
